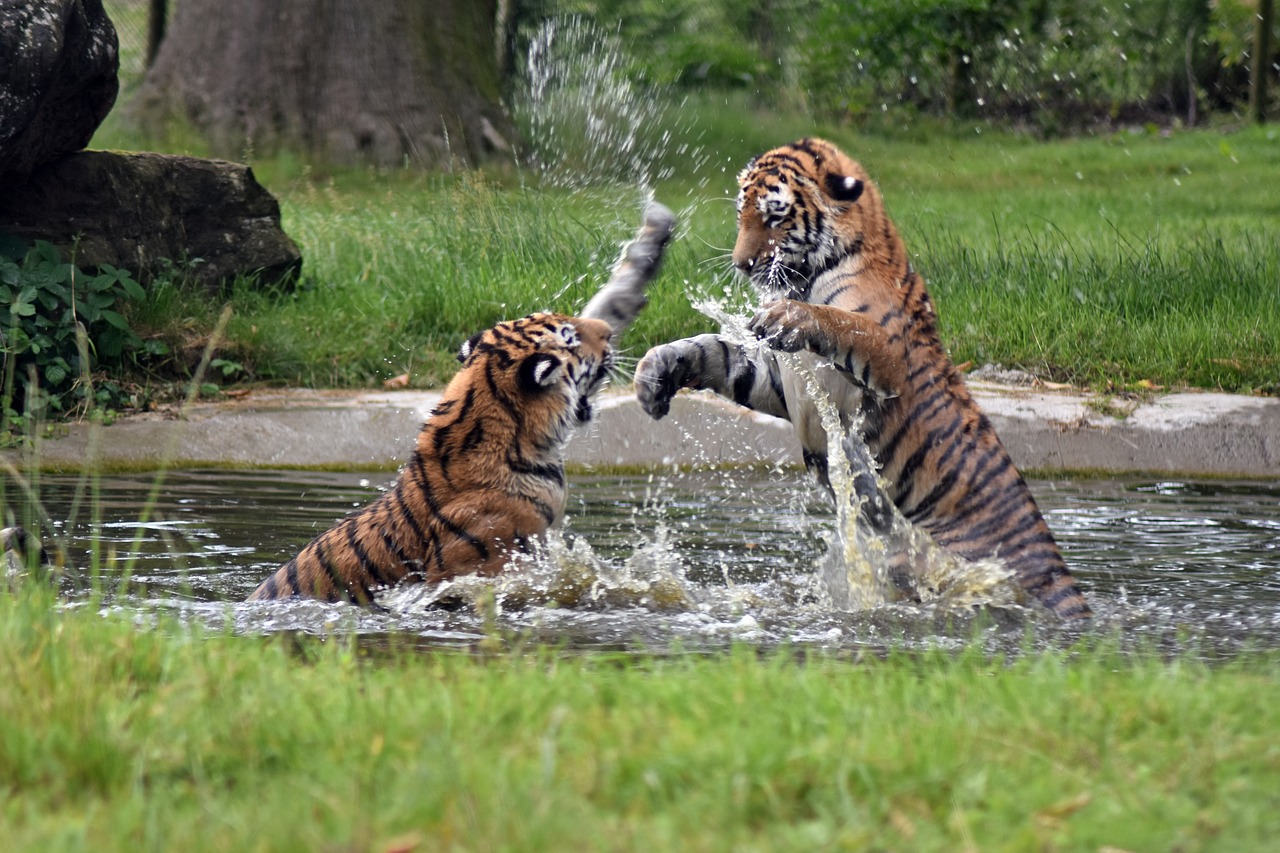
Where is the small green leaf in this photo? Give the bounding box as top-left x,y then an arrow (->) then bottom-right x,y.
99,308 -> 130,330
120,277 -> 146,301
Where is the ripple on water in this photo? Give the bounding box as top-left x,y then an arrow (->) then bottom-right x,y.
10,466 -> 1280,659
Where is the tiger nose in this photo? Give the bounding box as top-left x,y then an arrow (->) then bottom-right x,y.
575,317 -> 613,347
731,231 -> 761,273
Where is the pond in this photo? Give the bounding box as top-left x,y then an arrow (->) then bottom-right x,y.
9,467 -> 1280,660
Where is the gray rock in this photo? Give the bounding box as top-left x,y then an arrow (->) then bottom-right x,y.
0,150 -> 303,290
0,0 -> 119,180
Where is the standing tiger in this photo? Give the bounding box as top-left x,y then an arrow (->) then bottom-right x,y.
635,138 -> 1090,618
248,202 -> 676,603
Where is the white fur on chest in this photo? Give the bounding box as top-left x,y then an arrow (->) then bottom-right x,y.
779,353 -> 867,457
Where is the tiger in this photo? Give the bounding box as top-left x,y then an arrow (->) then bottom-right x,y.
634,138 -> 1090,618
248,202 -> 676,603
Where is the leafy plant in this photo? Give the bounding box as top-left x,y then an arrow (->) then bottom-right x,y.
0,237 -> 164,442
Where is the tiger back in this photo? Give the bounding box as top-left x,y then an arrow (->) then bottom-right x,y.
249,202 -> 676,604
635,139 -> 1089,617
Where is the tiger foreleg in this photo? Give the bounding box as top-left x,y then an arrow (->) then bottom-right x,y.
748,300 -> 904,401
634,334 -> 788,420
580,201 -> 677,336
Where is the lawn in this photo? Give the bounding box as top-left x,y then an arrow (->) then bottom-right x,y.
92,105 -> 1280,395
2,586 -> 1278,851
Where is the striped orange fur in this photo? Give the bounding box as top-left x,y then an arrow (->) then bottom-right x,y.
247,313 -> 615,603
636,139 -> 1089,617
249,202 -> 676,604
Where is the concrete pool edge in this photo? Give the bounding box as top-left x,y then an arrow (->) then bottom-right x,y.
6,383 -> 1280,478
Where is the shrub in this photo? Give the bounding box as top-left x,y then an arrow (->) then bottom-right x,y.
0,236 -> 164,442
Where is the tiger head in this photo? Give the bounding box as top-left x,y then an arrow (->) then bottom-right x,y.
732,137 -> 883,301
457,312 -> 615,431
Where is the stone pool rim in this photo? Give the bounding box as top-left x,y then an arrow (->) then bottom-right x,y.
5,383 -> 1279,479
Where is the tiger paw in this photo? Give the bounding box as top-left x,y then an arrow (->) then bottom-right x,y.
747,300 -> 829,356
580,201 -> 677,335
635,342 -> 696,420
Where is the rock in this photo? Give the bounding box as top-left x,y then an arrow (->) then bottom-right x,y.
0,0 -> 120,180
0,150 -> 303,290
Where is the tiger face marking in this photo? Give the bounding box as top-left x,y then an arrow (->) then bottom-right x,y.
732,142 -> 867,302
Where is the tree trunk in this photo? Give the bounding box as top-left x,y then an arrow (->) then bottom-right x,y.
1250,0 -> 1275,123
129,0 -> 514,168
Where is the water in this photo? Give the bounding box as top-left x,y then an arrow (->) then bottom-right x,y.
512,16 -> 711,191
9,468 -> 1280,660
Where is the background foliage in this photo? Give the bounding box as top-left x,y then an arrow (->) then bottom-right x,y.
0,238 -> 162,442
514,0 -> 1277,131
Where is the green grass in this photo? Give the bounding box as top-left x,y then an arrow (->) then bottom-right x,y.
91,109 -> 1279,395
2,587 -> 1278,851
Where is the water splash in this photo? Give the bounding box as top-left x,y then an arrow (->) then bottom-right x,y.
512,16 -> 709,190
382,527 -> 691,616
692,299 -> 1018,613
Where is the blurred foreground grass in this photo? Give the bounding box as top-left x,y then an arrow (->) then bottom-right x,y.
3,585 -> 1279,851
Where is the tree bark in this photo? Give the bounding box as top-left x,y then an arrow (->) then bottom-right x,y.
1250,0 -> 1275,123
129,0 -> 514,168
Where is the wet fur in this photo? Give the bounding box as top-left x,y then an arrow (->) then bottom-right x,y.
635,139 -> 1089,617
247,312 -> 615,603
249,203 -> 676,604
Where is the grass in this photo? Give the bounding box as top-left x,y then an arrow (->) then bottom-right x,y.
2,586 -> 1278,851
29,63 -> 1280,852
90,99 -> 1280,396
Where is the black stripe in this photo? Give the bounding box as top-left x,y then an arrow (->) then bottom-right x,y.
461,422 -> 486,453
409,454 -> 491,558
346,520 -> 393,588
997,522 -> 1059,557
899,421 -> 965,518
923,453 -> 1013,538
766,360 -> 787,409
314,540 -> 355,601
877,307 -> 903,328
878,387 -> 949,467
951,501 -> 1042,552
389,480 -> 437,557
896,407 -> 957,491
507,454 -> 566,485
285,558 -> 301,596
820,282 -> 855,305
732,359 -> 758,408
380,526 -> 414,574
1041,586 -> 1089,615
1022,564 -> 1074,598
964,449 -> 1015,501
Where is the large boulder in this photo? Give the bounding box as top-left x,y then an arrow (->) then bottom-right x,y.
0,151 -> 303,290
0,0 -> 119,181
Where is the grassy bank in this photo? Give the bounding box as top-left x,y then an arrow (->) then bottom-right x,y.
1,588 -> 1277,851
95,112 -> 1280,395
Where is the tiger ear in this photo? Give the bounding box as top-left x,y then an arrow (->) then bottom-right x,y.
824,173 -> 864,203
518,352 -> 564,392
457,331 -> 484,363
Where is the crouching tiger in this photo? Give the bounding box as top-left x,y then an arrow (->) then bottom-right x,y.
248,202 -> 676,603
635,138 -> 1089,617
